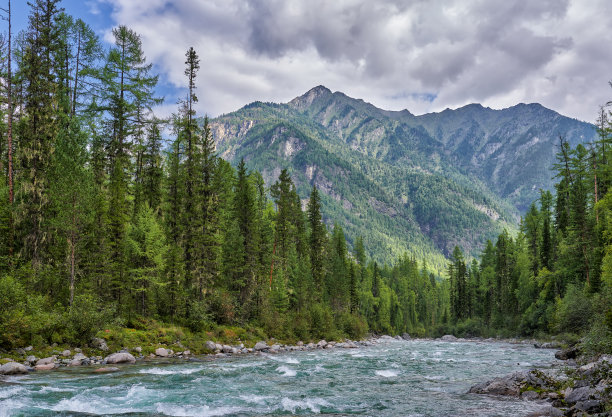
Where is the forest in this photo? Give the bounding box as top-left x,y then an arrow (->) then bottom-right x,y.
0,0 -> 609,354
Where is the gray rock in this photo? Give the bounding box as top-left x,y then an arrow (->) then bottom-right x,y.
526,406 -> 565,417
468,371 -> 528,397
296,341 -> 304,346
74,348 -> 82,353
401,333 -> 411,340
155,348 -> 169,357
441,335 -> 458,342
270,344 -> 281,351
68,359 -> 82,367
565,386 -> 598,404
25,355 -> 37,365
221,345 -> 233,354
61,350 -> 71,357
105,352 -> 136,364
0,362 -> 28,375
36,357 -> 56,366
215,353 -> 226,358
521,390 -> 540,401
573,400 -> 603,413
16,348 -> 26,355
34,363 -> 55,371
183,350 -> 190,356
254,341 -> 268,351
204,341 -> 217,352
317,340 -> 328,348
24,346 -> 33,352
73,353 -> 87,361
91,337 -> 109,352
554,346 -> 579,360
215,344 -> 223,351
133,346 -> 142,354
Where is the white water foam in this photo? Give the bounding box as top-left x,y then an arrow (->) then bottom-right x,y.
239,394 -> 273,405
139,367 -> 202,375
0,386 -> 24,400
155,403 -> 246,416
281,397 -> 331,413
375,369 -> 399,377
276,366 -> 297,377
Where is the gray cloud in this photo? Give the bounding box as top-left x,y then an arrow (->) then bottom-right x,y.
102,0 -> 612,122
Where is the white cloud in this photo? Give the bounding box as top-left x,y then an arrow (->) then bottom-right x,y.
99,0 -> 612,122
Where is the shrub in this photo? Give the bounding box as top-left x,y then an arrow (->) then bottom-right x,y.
554,284 -> 593,334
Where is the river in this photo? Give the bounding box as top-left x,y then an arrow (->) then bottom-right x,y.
0,338 -> 559,416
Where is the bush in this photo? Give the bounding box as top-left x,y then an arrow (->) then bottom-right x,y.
64,294 -> 114,345
338,312 -> 368,339
186,300 -> 212,332
554,284 -> 593,334
309,303 -> 336,340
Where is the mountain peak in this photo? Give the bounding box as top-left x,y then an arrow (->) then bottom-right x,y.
289,85 -> 332,109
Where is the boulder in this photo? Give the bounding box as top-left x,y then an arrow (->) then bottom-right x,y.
94,367 -> 119,373
564,386 -> 599,404
62,350 -> 71,357
74,348 -> 82,353
204,341 -> 217,352
296,341 -> 304,347
16,348 -> 26,355
35,363 -> 55,371
573,400 -> 603,413
25,355 -> 37,365
221,345 -> 233,354
155,348 -> 169,357
468,371 -> 528,397
105,352 -> 136,364
317,340 -> 328,348
36,357 -> 56,366
0,362 -> 28,375
91,337 -> 109,352
554,346 -> 579,360
441,335 -> 458,342
133,346 -> 142,354
254,341 -> 268,351
183,350 -> 190,356
73,353 -> 87,361
68,359 -> 82,367
24,346 -> 33,352
401,333 -> 411,340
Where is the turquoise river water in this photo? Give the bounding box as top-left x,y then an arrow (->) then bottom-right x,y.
0,339 -> 559,416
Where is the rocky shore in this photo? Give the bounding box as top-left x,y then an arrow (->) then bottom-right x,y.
468,346 -> 611,417
0,334 -> 409,376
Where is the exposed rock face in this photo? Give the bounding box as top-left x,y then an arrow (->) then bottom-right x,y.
105,352 -> 136,364
469,371 -> 528,397
0,362 -> 28,375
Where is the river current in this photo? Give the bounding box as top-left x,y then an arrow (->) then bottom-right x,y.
0,338 -> 559,416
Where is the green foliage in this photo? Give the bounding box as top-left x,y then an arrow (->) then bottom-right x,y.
553,285 -> 593,334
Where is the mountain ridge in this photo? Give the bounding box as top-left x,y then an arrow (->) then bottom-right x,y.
209,86 -> 596,269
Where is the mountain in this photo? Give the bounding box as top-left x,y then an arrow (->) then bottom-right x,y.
209,86 -> 596,272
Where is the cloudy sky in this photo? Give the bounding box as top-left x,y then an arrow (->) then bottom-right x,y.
12,0 -> 612,122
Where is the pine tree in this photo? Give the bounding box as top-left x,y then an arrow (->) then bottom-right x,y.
308,185 -> 326,296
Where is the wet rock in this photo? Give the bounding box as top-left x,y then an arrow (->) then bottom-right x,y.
565,386 -> 599,404
401,333 -> 411,340
526,406 -> 565,417
254,341 -> 268,351
36,357 -> 56,366
441,335 -> 458,341
468,371 -> 527,397
94,367 -> 119,373
35,363 -> 55,371
521,390 -> 540,401
105,352 -> 136,364
573,400 -> 603,413
0,362 -> 28,375
554,346 -> 579,360
91,337 -> 109,352
155,348 -> 169,357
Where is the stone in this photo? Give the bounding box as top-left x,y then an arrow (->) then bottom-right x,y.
573,400 -> 603,413
254,341 -> 268,351
94,367 -> 119,373
401,333 -> 411,340
441,335 -> 458,342
215,353 -> 226,358
68,359 -> 82,367
155,348 -> 169,357
91,338 -> 109,352
36,357 -> 56,366
317,340 -> 328,348
270,344 -> 281,351
564,386 -> 598,404
25,355 -> 37,365
183,350 -> 190,356
62,350 -> 71,357
521,390 -> 540,401
468,371 -> 527,397
215,344 -> 223,351
24,346 -> 33,352
204,341 -> 217,352
16,348 -> 26,355
221,345 -> 233,354
0,362 -> 28,375
554,346 -> 579,360
297,341 -> 304,346
133,347 -> 142,354
73,353 -> 87,361
74,348 -> 82,353
105,352 -> 136,364
35,363 -> 55,371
